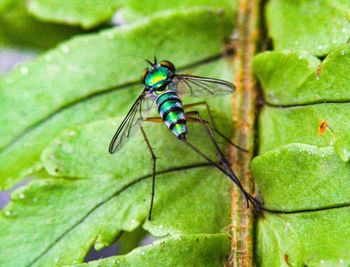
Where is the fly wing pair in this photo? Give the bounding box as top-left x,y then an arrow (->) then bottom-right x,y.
108,75 -> 235,154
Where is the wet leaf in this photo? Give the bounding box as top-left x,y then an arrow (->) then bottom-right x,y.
253,45 -> 350,105
266,0 -> 350,56
0,165 -> 231,266
256,209 -> 350,266
254,7 -> 350,263
41,96 -> 232,179
0,8 -> 232,189
27,0 -> 234,28
123,0 -> 234,21
0,0 -> 81,50
258,103 -> 350,162
71,234 -> 230,267
0,6 -> 236,267
27,0 -> 122,29
251,144 -> 350,211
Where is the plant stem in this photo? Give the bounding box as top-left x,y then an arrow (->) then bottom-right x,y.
228,0 -> 260,266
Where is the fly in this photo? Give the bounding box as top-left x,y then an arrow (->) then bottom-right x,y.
109,57 -> 260,220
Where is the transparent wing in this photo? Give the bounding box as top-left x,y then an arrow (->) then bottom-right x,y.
109,92 -> 153,154
172,74 -> 235,97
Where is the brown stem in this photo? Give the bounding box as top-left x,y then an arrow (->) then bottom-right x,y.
227,0 -> 260,266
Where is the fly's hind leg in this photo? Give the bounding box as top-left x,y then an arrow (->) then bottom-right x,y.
183,102 -> 248,152
184,111 -> 261,210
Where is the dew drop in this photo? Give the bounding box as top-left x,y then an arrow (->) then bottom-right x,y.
159,225 -> 164,229
19,193 -> 25,199
20,66 -> 29,75
141,251 -> 145,256
61,45 -> 70,53
131,219 -> 136,224
342,28 -> 347,33
321,153 -> 325,158
106,32 -> 114,40
4,210 -> 11,217
320,259 -> 325,264
63,144 -> 74,154
339,259 -> 344,263
67,130 -> 76,137
45,55 -> 53,62
6,77 -> 14,84
317,45 -> 323,50
341,50 -> 346,56
38,180 -> 47,187
308,151 -> 312,156
54,257 -> 59,263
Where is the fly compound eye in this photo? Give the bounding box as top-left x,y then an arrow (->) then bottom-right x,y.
160,60 -> 175,72
141,68 -> 149,84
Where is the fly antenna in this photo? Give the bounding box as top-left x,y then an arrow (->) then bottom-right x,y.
154,55 -> 157,64
145,59 -> 153,66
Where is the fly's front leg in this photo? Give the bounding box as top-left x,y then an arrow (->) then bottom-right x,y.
139,117 -> 166,220
140,125 -> 158,220
183,102 -> 248,152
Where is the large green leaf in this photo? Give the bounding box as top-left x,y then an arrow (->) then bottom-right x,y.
0,6 -> 237,267
27,0 -> 234,28
253,42 -> 350,265
251,144 -> 350,211
27,0 -> 122,29
123,0 -> 234,21
41,106 -> 232,179
0,165 -> 231,266
0,8 -> 232,189
266,0 -> 350,56
71,234 -> 230,267
0,0 -> 81,50
1,97 -> 233,265
256,209 -> 350,266
258,103 -> 350,162
253,45 -> 350,105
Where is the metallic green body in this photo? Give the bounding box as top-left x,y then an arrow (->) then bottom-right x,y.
145,66 -> 171,90
155,90 -> 187,138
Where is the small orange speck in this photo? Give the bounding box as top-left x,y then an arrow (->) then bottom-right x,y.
319,121 -> 328,135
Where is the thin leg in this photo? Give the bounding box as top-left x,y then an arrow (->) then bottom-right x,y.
183,101 -> 248,152
183,112 -> 261,209
140,126 -> 157,220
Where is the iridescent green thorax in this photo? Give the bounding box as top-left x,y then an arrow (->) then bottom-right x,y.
145,66 -> 171,89
156,91 -> 187,138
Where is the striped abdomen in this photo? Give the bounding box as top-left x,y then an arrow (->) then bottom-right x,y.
156,91 -> 187,138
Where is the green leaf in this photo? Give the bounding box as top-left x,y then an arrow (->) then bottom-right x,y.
258,103 -> 350,161
251,144 -> 350,211
27,0 -> 234,28
253,8 -> 350,264
0,166 -> 231,266
256,209 -> 350,266
0,8 -> 232,189
41,102 -> 232,179
266,0 -> 350,56
253,45 -> 350,105
0,0 -> 81,50
27,0 -> 122,29
124,0 -> 234,21
70,234 -> 230,267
